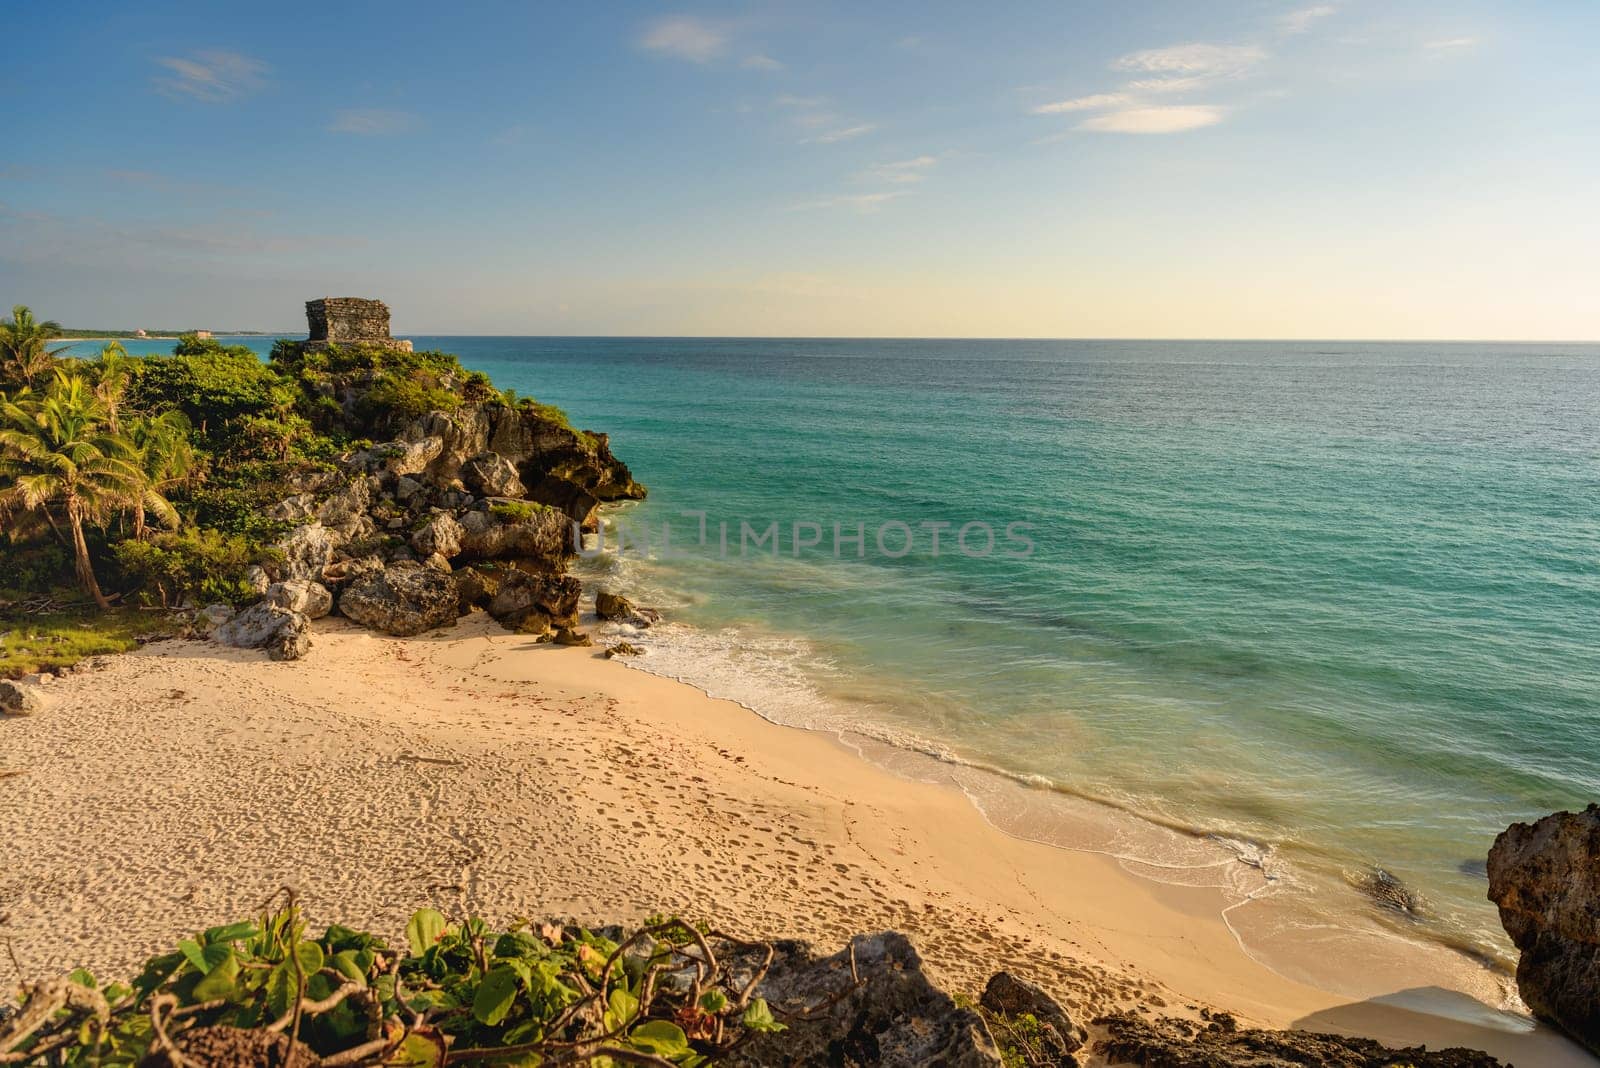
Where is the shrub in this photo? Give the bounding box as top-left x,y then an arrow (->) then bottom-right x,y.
3,902 -> 790,1066
488,499 -> 549,523
113,528 -> 273,607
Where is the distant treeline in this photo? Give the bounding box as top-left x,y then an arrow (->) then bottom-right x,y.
57,328 -> 271,339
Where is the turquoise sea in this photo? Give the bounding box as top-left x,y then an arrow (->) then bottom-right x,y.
77,335 -> 1600,991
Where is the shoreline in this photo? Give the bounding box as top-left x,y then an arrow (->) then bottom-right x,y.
2,615 -> 1592,1065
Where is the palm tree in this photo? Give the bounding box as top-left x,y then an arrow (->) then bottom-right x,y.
0,305 -> 68,387
0,370 -> 142,607
126,409 -> 195,540
92,341 -> 133,432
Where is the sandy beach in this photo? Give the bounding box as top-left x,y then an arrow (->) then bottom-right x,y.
0,614 -> 1591,1066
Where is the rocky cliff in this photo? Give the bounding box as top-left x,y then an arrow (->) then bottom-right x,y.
1488,804 -> 1600,1057
208,340 -> 646,655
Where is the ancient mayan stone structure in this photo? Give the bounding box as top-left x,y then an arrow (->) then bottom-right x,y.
304,297 -> 413,352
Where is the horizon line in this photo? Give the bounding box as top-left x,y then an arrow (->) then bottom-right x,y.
114,331 -> 1600,346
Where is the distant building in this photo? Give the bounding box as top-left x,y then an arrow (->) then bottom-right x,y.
304,297 -> 413,352
134,329 -> 147,338
193,330 -> 213,340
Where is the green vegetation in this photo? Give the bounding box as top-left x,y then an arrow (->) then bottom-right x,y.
2,900 -> 787,1066
0,307 -> 586,666
488,499 -> 550,523
0,606 -> 177,678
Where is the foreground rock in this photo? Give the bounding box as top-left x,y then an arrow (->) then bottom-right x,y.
1096,1012 -> 1506,1067
595,589 -> 660,627
0,679 -> 47,716
1488,805 -> 1600,1056
730,932 -> 999,1067
980,971 -> 1084,1063
338,563 -> 459,637
487,570 -> 581,635
211,604 -> 312,661
262,580 -> 333,620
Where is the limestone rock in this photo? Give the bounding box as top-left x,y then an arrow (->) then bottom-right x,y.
487,570 -> 581,635
604,642 -> 643,658
276,523 -> 335,583
338,563 -> 460,637
980,971 -> 1083,1061
1095,1012 -> 1505,1067
729,932 -> 999,1067
411,513 -> 464,559
548,626 -> 592,647
394,475 -> 424,501
382,436 -> 444,477
457,505 -> 569,564
196,603 -> 236,632
595,590 -> 660,626
315,476 -> 376,535
244,565 -> 271,595
0,679 -> 46,716
1488,805 -> 1600,1056
461,451 -> 526,498
263,580 -> 333,620
453,566 -> 501,612
212,603 -> 312,661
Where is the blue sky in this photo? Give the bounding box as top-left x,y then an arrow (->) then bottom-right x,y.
4,1 -> 1597,338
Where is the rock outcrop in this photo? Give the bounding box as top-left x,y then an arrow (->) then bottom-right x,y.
1095,1011 -> 1506,1067
980,971 -> 1083,1063
0,679 -> 46,716
595,589 -> 660,627
262,580 -> 333,620
211,603 -> 312,661
338,563 -> 460,637
730,933 -> 999,1067
1488,805 -> 1600,1056
487,570 -> 581,635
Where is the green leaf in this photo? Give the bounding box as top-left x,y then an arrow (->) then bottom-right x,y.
406,908 -> 447,957
741,998 -> 786,1033
192,949 -> 240,1001
294,940 -> 325,976
330,949 -> 370,986
493,930 -> 542,959
203,921 -> 259,945
697,989 -> 729,1014
629,1019 -> 690,1056
604,987 -> 639,1033
66,968 -> 96,989
177,938 -> 207,973
472,963 -> 522,1026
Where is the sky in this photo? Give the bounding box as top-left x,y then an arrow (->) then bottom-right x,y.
4,1 -> 1598,339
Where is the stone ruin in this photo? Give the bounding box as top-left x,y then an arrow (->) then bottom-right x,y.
305,297 -> 413,352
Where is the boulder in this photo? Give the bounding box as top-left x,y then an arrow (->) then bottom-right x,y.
461,451 -> 526,498
453,566 -> 502,612
244,565 -> 271,595
263,580 -> 333,620
595,590 -> 660,626
381,435 -> 444,477
487,570 -> 581,635
1488,806 -> 1600,1055
276,523 -> 336,583
0,679 -> 46,716
1095,1012 -> 1505,1067
338,563 -> 460,637
548,626 -> 592,647
604,642 -> 643,658
196,603 -> 236,632
212,603 -> 313,662
315,476 -> 376,536
730,932 -> 999,1067
980,972 -> 1083,1061
394,475 -> 424,501
457,506 -> 569,564
411,513 -> 465,559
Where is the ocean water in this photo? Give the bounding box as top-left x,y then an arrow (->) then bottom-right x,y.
80,335 -> 1600,994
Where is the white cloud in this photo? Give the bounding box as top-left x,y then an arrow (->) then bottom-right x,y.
741,53 -> 783,71
1279,5 -> 1336,35
865,155 -> 938,183
639,15 -> 728,62
1032,93 -> 1128,114
808,123 -> 876,144
1078,106 -> 1225,134
328,109 -> 422,136
1112,43 -> 1265,75
1123,75 -> 1212,93
1424,36 -> 1478,52
152,50 -> 268,103
792,191 -> 908,213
